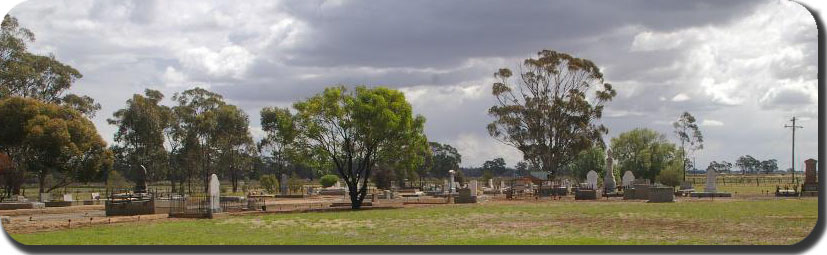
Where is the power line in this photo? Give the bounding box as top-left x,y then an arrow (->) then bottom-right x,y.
784,116 -> 803,184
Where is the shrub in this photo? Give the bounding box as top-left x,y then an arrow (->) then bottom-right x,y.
106,170 -> 131,190
656,160 -> 683,187
319,174 -> 339,188
259,174 -> 278,194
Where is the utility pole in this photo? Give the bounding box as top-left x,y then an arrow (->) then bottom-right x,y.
784,117 -> 803,184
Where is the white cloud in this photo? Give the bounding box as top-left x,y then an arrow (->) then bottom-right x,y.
178,45 -> 254,79
451,133 -> 523,168
701,119 -> 724,127
670,93 -> 690,102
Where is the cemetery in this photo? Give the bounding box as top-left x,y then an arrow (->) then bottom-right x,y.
1,157 -> 819,245
0,3 -> 819,246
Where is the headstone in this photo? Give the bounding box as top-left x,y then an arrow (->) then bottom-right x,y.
135,165 -> 148,193
39,193 -> 51,202
280,173 -> 289,195
622,171 -> 635,188
585,170 -> 598,190
604,149 -> 616,193
704,168 -> 717,193
500,180 -> 505,190
63,194 -> 73,202
803,159 -> 818,193
648,186 -> 674,203
448,170 -> 456,193
91,192 -> 100,200
469,180 -> 478,197
15,195 -> 26,202
488,179 -> 494,189
209,174 -> 221,213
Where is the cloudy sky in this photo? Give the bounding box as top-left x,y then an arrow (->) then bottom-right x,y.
5,0 -> 819,169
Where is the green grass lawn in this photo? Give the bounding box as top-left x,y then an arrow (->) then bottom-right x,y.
9,198 -> 817,245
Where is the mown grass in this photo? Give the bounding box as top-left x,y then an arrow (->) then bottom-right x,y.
9,198 -> 817,245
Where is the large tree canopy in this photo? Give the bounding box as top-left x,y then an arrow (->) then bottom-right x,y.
169,88 -> 253,193
107,89 -> 172,185
1,15 -> 87,107
487,49 -> 616,179
428,142 -> 461,178
610,128 -> 679,181
292,86 -> 427,209
0,97 -> 112,193
566,146 -> 606,182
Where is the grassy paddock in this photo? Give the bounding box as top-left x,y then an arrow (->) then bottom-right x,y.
9,198 -> 817,245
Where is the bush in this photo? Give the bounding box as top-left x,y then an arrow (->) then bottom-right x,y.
319,174 -> 339,188
656,160 -> 683,187
259,174 -> 278,194
106,171 -> 131,190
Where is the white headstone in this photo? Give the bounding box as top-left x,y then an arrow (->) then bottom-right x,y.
209,174 -> 221,213
622,171 -> 635,188
500,180 -> 505,190
586,170 -> 598,190
705,168 -> 717,193
91,192 -> 100,200
448,170 -> 456,193
62,194 -> 73,202
469,180 -> 478,197
488,178 -> 494,189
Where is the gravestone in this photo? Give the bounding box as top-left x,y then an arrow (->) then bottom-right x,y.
455,188 -> 477,203
135,165 -> 148,193
469,180 -> 478,197
690,169 -> 731,197
585,170 -> 598,190
803,159 -> 818,190
280,173 -> 288,195
648,185 -> 674,203
704,168 -> 717,193
209,174 -> 221,213
91,192 -> 100,200
63,194 -> 73,202
604,149 -> 616,193
622,171 -> 635,188
448,170 -> 456,193
500,180 -> 506,190
488,179 -> 494,189
802,159 -> 818,196
39,193 -> 51,202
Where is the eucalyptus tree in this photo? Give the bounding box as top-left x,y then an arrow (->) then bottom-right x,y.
487,50 -> 616,179
673,112 -> 703,180
170,88 -> 240,192
292,86 -> 427,209
0,15 -> 98,117
0,97 -> 113,194
213,104 -> 255,192
610,128 -> 679,181
107,89 -> 172,187
428,142 -> 461,178
259,107 -> 300,176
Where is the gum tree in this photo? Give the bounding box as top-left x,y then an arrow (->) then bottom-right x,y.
293,86 -> 427,209
673,112 -> 703,180
487,50 -> 616,179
